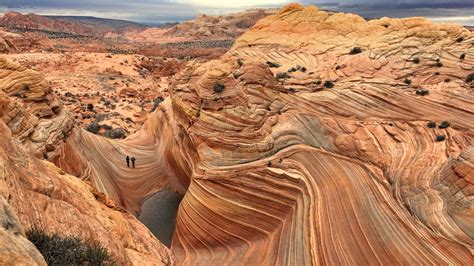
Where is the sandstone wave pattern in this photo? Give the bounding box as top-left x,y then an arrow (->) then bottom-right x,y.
48,3 -> 474,265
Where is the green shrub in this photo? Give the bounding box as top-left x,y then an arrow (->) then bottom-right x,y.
214,83 -> 225,93
276,72 -> 290,79
349,47 -> 362,55
266,61 -> 280,68
466,73 -> 474,82
415,89 -> 429,96
460,53 -> 465,60
87,103 -> 94,111
323,81 -> 334,88
26,228 -> 115,265
86,121 -> 100,134
427,121 -> 436,128
404,79 -> 412,85
438,121 -> 450,129
436,135 -> 446,142
436,62 -> 443,67
412,57 -> 420,64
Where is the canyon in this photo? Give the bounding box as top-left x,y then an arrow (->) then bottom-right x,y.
1,3 -> 474,265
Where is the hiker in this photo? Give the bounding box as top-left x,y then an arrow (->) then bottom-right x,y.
131,157 -> 136,168
126,156 -> 130,168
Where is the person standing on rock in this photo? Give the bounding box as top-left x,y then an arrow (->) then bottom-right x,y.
126,156 -> 130,168
131,157 -> 136,168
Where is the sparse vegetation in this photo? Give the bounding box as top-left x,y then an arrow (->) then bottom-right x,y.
436,62 -> 443,67
436,135 -> 446,142
415,89 -> 429,96
288,67 -> 297,72
438,121 -> 450,129
266,61 -> 281,68
404,78 -> 412,85
349,47 -> 362,55
460,53 -> 465,60
86,121 -> 100,134
150,96 -> 164,113
444,78 -> 451,82
456,37 -> 464,42
87,103 -> 94,111
214,82 -> 225,93
323,81 -> 334,88
300,66 -> 307,72
26,227 -> 115,266
466,73 -> 474,82
276,72 -> 290,79
427,121 -> 436,128
412,57 -> 420,64
237,59 -> 243,66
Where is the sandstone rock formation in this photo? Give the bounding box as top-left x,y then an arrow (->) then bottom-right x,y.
165,9 -> 276,40
53,3 -> 474,264
0,56 -> 174,264
0,57 -> 74,159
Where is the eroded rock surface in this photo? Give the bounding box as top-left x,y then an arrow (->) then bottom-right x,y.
51,3 -> 474,264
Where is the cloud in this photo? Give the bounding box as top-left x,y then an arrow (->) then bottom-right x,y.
0,0 -> 473,25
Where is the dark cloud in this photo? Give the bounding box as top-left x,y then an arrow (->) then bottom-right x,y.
0,0 -> 473,25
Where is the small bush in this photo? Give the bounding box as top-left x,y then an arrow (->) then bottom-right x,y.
335,65 -> 340,70
323,81 -> 334,88
456,37 -> 464,42
87,103 -> 94,111
107,128 -> 126,139
86,121 -> 100,134
266,61 -> 281,68
438,121 -> 450,129
412,57 -> 420,64
404,79 -> 412,85
26,228 -> 115,265
434,72 -> 440,76
349,47 -> 362,55
300,66 -> 307,72
436,62 -> 443,67
444,78 -> 451,82
237,59 -> 243,66
276,72 -> 290,79
214,83 -> 225,93
288,67 -> 297,73
150,96 -> 164,113
427,121 -> 436,128
460,53 -> 465,60
436,135 -> 446,142
466,73 -> 474,82
315,80 -> 322,85
415,89 -> 429,96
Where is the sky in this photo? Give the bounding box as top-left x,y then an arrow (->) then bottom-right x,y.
0,0 -> 473,25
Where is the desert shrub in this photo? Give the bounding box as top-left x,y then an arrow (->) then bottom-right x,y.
444,78 -> 451,82
300,66 -> 307,72
288,67 -> 297,73
415,89 -> 429,96
266,61 -> 281,68
436,135 -> 446,142
349,47 -> 362,55
466,73 -> 474,82
86,121 -> 100,134
237,59 -> 243,66
436,62 -> 443,67
214,83 -> 225,93
87,103 -> 94,111
323,81 -> 334,88
276,72 -> 290,79
314,80 -> 322,85
26,228 -> 115,265
434,72 -> 440,76
438,121 -> 450,129
427,121 -> 436,128
107,128 -> 126,139
404,79 -> 412,85
460,53 -> 465,60
23,84 -> 30,91
150,96 -> 164,113
456,37 -> 464,42
412,57 -> 420,64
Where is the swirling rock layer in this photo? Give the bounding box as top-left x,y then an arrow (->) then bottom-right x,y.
55,3 -> 474,265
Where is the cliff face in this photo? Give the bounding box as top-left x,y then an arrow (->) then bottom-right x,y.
167,4 -> 474,264
0,57 -> 174,265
